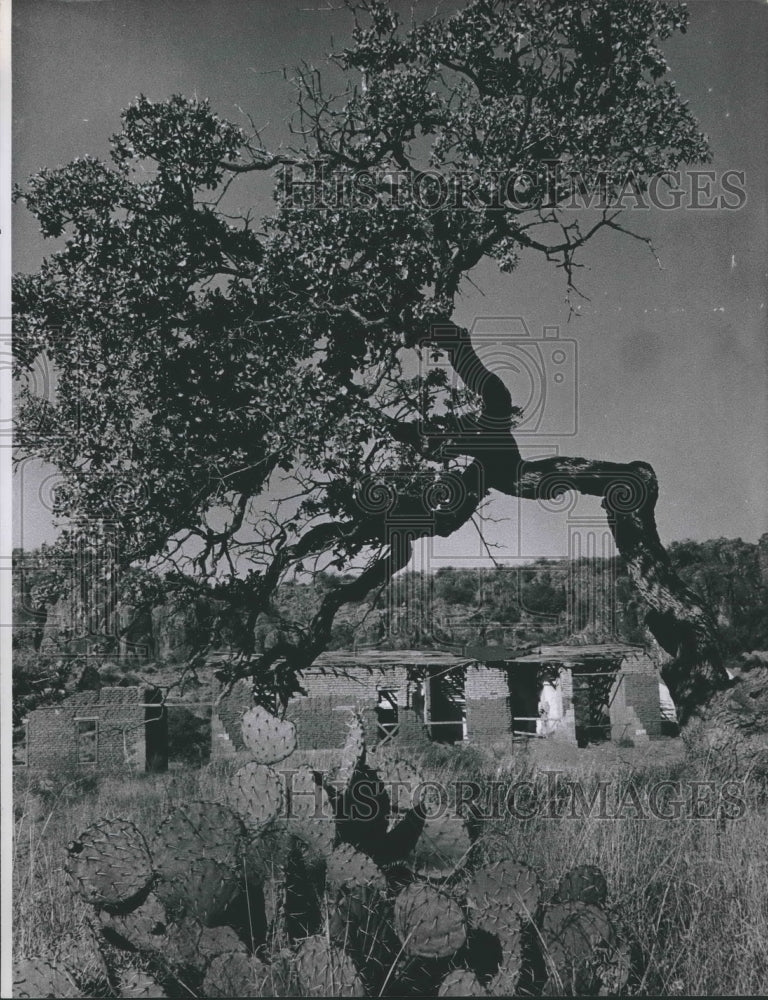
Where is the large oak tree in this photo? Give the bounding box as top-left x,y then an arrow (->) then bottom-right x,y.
13,0 -> 767,771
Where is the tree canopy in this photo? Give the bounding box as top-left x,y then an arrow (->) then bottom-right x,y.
15,0 -> 724,714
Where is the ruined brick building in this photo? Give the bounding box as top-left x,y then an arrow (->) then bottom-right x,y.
24,687 -> 167,771
21,641 -> 670,771
212,642 -> 669,760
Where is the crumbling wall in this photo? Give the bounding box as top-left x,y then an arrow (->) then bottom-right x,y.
608,654 -> 663,742
286,666 -> 415,749
26,689 -> 148,770
465,665 -> 511,743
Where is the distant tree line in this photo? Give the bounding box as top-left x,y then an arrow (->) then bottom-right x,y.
13,535 -> 768,737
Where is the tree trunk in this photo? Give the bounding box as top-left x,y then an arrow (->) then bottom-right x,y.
439,327 -> 768,775
486,453 -> 768,776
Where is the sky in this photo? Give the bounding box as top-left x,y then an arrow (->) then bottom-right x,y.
10,0 -> 768,568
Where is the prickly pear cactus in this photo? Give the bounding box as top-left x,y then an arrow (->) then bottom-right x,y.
65,818 -> 153,913
53,703 -> 640,1000
203,952 -> 271,997
117,968 -> 168,998
539,900 -> 618,995
98,893 -> 168,952
439,968 -> 488,996
367,751 -> 440,814
152,802 -> 246,925
287,765 -> 336,860
336,712 -> 366,790
487,936 -> 524,998
465,859 -> 539,996
13,956 -> 81,999
325,844 -> 385,893
554,864 -> 608,906
467,858 -> 541,925
154,801 -> 244,867
295,934 -> 365,997
394,882 -> 466,959
411,814 -> 473,876
242,705 -> 297,764
229,761 -> 284,832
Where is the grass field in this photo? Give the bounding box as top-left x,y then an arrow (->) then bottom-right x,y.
12,746 -> 768,997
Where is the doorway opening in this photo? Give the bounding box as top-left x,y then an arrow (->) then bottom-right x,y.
425,667 -> 465,744
376,689 -> 399,745
572,668 -> 614,747
144,688 -> 168,772
507,665 -> 540,736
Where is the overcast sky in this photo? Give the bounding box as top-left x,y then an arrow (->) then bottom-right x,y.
11,0 -> 768,567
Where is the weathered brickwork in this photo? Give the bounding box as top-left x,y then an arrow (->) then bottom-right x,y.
609,671 -> 663,741
26,688 -> 164,771
211,645 -> 670,762
287,664 -> 418,749
464,665 -> 511,742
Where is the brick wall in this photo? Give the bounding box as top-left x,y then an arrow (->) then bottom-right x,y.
27,695 -> 147,771
609,671 -> 662,742
623,674 -> 662,737
618,650 -> 658,674
464,665 -> 511,742
214,664 -> 432,753
286,666 -> 413,749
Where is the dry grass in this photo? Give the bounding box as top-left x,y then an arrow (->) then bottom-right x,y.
12,750 -> 768,996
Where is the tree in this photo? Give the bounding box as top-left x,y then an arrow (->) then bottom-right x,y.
13,0 -> 766,769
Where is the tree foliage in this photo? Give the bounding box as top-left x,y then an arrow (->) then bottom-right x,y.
15,0 -> 722,714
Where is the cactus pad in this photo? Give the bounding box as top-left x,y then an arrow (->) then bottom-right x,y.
367,752 -> 440,814
242,705 -> 297,764
554,864 -> 608,906
287,765 -> 335,859
198,924 -> 248,958
153,801 -> 244,868
394,883 -> 466,959
98,893 -> 168,952
203,952 -> 271,997
467,859 -> 540,924
178,856 -> 243,925
326,844 -> 385,893
13,957 -> 81,998
412,815 -> 472,876
336,713 -> 366,791
65,818 -> 153,913
118,969 -> 168,998
229,762 -> 284,832
439,969 -> 488,996
487,936 -> 523,997
152,802 -> 245,924
295,934 -> 366,997
540,901 -> 617,993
